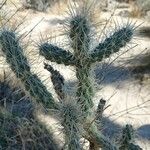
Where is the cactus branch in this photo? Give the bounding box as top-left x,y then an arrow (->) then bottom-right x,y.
85,124 -> 118,150
44,63 -> 65,100
0,30 -> 58,109
90,26 -> 134,63
39,43 -> 75,66
69,15 -> 90,54
69,14 -> 94,112
60,102 -> 82,150
76,66 -> 94,112
119,125 -> 142,150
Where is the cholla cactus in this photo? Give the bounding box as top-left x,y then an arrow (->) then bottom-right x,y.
39,11 -> 134,113
119,125 -> 142,150
0,2 -> 142,150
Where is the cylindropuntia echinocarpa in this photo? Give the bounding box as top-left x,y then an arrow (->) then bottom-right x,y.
0,2 -> 142,150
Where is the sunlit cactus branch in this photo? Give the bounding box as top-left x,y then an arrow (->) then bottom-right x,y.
0,30 -> 58,109
90,26 -> 134,63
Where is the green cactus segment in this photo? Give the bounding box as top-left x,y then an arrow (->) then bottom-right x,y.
0,31 -> 30,77
90,26 -> 134,63
23,73 -> 58,109
120,124 -> 134,149
69,15 -> 94,112
87,124 -> 118,150
76,66 -> 94,112
0,30 -> 57,109
119,124 -> 142,150
60,102 -> 81,150
69,15 -> 90,57
39,43 -> 75,66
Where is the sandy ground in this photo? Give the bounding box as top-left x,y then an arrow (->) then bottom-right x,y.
0,1 -> 150,149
